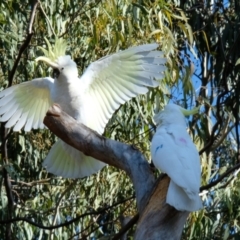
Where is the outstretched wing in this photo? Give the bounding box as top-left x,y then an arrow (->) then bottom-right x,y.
151,125 -> 201,194
0,77 -> 54,131
80,43 -> 166,134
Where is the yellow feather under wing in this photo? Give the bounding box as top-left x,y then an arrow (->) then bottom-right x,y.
0,77 -> 54,131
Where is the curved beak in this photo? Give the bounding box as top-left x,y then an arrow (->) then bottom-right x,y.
35,56 -> 59,69
180,106 -> 200,116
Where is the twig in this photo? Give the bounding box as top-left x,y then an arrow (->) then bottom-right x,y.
200,162 -> 240,191
8,0 -> 39,87
59,0 -> 103,38
218,176 -> 235,190
28,0 -> 39,34
49,180 -> 78,238
10,178 -> 51,187
0,195 -> 135,229
70,219 -> 116,240
70,201 -> 137,240
210,119 -> 233,151
1,167 -> 14,240
1,1 -> 39,239
199,90 -> 228,155
111,214 -> 139,240
38,0 -> 56,37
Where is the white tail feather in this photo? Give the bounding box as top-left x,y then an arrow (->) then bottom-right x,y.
43,140 -> 106,178
166,180 -> 202,212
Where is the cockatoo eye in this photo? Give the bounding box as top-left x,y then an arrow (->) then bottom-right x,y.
53,69 -> 60,79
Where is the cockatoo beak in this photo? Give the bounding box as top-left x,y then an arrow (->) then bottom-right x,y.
35,56 -> 59,69
180,106 -> 200,116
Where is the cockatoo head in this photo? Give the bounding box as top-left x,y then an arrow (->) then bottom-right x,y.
35,38 -> 78,82
36,55 -> 78,81
154,103 -> 199,127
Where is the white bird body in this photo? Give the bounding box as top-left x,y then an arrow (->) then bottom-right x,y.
151,104 -> 202,212
0,43 -> 166,178
51,78 -> 84,120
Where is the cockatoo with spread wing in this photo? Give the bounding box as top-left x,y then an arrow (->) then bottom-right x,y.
151,103 -> 202,212
0,39 -> 166,178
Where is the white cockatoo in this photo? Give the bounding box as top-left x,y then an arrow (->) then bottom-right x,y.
0,39 -> 166,179
151,103 -> 202,212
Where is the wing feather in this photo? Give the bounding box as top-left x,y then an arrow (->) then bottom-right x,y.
102,82 -> 122,109
5,109 -> 22,128
80,44 -> 166,133
105,80 -> 127,104
96,86 -> 113,119
25,113 -> 35,132
0,77 -> 54,131
0,94 -> 14,107
39,100 -> 49,129
0,100 -> 15,115
32,92 -> 44,129
91,90 -> 107,127
1,103 -> 18,120
14,112 -> 29,131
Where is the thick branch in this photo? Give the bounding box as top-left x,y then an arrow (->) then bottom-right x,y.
44,105 -> 155,213
134,176 -> 189,239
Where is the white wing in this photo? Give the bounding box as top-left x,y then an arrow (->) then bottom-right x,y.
80,44 -> 166,133
0,77 -> 54,131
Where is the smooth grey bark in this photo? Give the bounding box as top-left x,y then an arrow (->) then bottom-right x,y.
44,104 -> 155,213
134,176 -> 189,239
44,104 -> 189,239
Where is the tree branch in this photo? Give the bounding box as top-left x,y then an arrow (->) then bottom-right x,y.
38,1 -> 56,36
49,179 -> 78,238
8,0 -> 39,87
43,104 -> 156,214
200,162 -> 240,191
0,195 -> 134,229
112,214 -> 139,240
59,0 -> 103,38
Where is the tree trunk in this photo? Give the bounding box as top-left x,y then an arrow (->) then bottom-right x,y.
135,176 -> 189,239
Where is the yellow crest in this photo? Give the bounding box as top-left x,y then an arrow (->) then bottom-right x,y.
37,37 -> 68,61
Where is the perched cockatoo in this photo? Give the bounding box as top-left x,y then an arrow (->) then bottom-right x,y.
0,39 -> 166,178
151,103 -> 202,212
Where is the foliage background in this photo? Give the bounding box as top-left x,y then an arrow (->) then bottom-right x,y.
0,0 -> 240,239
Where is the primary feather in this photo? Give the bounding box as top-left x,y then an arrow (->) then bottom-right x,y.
0,43 -> 166,179
0,78 -> 54,131
151,103 -> 202,212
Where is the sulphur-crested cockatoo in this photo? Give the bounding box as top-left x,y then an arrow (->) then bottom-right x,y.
151,103 -> 202,212
0,39 -> 166,178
